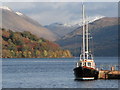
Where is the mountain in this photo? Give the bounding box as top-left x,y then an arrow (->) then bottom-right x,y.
0,6 -> 58,41
45,16 -> 104,38
56,17 -> 118,56
45,23 -> 79,38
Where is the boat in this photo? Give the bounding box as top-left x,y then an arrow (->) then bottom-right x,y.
73,3 -> 99,80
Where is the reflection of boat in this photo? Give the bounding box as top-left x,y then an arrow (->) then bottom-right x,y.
73,4 -> 99,80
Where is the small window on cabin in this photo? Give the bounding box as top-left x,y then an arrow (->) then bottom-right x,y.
82,63 -> 84,66
80,63 -> 82,66
88,62 -> 91,66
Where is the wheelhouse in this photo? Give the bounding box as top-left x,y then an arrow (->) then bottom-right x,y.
76,60 -> 95,69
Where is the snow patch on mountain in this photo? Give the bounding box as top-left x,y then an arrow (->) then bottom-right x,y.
63,15 -> 105,27
16,12 -> 23,16
89,16 -> 105,23
0,6 -> 12,11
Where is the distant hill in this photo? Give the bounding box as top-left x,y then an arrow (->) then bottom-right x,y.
2,29 -> 72,58
56,17 -> 118,57
0,6 -> 58,41
45,23 -> 79,38
45,16 -> 104,38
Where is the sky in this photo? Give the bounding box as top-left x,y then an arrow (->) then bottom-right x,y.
2,2 -> 118,25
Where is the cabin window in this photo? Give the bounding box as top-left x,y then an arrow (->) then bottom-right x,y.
76,62 -> 79,67
80,63 -> 82,66
88,62 -> 91,66
82,63 -> 84,66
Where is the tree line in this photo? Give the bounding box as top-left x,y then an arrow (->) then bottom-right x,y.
2,28 -> 72,58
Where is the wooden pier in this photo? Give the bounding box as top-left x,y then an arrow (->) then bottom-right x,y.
98,66 -> 120,79
98,70 -> 120,79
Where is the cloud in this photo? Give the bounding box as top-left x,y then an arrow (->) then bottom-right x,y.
2,2 -> 118,25
85,2 -> 118,16
2,0 -> 119,2
2,2 -> 36,10
28,6 -> 75,25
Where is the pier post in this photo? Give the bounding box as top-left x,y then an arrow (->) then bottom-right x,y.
111,66 -> 115,71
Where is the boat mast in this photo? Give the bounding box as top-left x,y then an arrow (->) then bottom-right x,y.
82,4 -> 85,60
82,3 -> 89,60
86,18 -> 89,59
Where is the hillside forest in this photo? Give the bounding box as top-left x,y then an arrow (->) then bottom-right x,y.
2,28 -> 72,58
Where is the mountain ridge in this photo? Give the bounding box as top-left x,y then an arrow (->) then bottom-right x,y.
0,6 -> 58,41
56,17 -> 118,56
45,16 -> 104,38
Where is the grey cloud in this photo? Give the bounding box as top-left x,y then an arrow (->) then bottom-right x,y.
3,2 -> 117,25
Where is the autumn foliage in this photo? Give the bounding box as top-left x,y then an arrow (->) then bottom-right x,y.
2,28 -> 72,58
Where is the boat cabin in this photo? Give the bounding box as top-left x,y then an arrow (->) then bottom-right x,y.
76,60 -> 96,69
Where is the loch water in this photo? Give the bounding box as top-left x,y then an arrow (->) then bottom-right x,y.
2,57 -> 119,88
